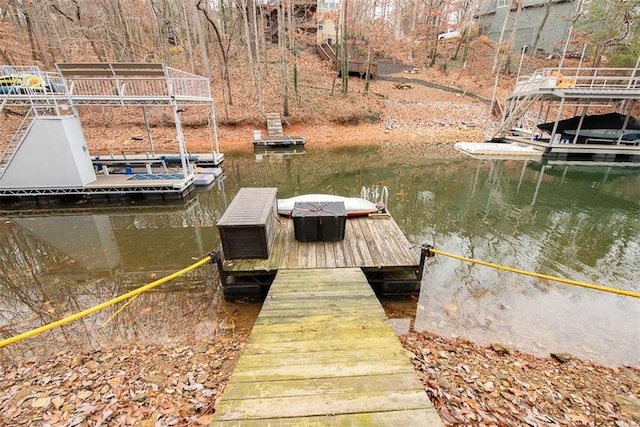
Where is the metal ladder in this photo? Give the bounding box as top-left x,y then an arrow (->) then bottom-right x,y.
0,107 -> 36,178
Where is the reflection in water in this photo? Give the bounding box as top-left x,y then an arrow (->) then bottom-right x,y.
0,197 -> 233,362
1,149 -> 639,366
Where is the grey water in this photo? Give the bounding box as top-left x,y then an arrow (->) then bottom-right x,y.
1,147 -> 639,366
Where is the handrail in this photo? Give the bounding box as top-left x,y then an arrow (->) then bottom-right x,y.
514,67 -> 640,90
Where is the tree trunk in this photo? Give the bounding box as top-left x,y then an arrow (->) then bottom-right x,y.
197,0 -> 233,113
492,2 -> 511,74
530,0 -> 552,56
192,4 -> 211,80
251,0 -> 263,108
278,1 -> 289,116
504,0 -> 523,75
240,0 -> 259,105
23,8 -> 39,62
341,0 -> 349,95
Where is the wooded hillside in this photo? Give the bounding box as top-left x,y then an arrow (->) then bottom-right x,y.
1,1 -> 637,132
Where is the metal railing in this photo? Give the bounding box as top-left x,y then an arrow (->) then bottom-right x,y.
512,67 -> 640,95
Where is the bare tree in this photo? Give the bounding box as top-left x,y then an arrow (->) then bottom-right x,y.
340,0 -> 349,95
197,0 -> 233,116
278,0 -> 289,116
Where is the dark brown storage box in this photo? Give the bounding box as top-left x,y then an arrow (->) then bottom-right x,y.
217,187 -> 278,259
292,201 -> 347,242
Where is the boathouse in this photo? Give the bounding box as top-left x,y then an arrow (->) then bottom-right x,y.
0,63 -> 223,202
487,65 -> 640,162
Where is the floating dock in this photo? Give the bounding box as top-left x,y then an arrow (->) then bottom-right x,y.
211,268 -> 442,426
215,213 -> 424,297
454,141 -> 542,159
253,113 -> 306,148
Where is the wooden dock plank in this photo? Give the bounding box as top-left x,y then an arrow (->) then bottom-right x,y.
233,347 -> 407,369
239,336 -> 404,355
214,389 -> 431,420
221,373 -> 422,399
222,215 -> 419,274
210,408 -> 443,426
211,268 -> 442,426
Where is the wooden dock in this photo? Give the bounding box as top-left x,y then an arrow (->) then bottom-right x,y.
211,268 -> 443,426
217,214 -> 424,296
253,113 -> 306,148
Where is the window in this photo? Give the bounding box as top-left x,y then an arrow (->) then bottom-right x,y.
497,0 -> 510,7
318,23 -> 324,31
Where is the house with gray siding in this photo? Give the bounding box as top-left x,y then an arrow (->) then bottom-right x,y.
475,0 -> 578,53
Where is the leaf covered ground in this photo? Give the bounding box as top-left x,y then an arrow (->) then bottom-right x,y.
2,330 -> 638,426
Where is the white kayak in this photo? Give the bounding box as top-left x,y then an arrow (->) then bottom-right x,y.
277,194 -> 380,217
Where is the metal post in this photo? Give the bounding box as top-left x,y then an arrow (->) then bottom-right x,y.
516,45 -> 527,81
572,104 -> 589,144
417,244 -> 435,283
616,100 -> 635,145
530,102 -> 544,142
142,107 -> 155,156
209,251 -> 227,287
558,24 -> 573,70
166,76 -> 189,177
209,101 -> 221,162
549,98 -> 566,145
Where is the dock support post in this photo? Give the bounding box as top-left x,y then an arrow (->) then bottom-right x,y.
417,244 -> 435,282
209,251 -> 228,287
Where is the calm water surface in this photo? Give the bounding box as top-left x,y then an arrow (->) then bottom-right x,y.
1,147 -> 639,366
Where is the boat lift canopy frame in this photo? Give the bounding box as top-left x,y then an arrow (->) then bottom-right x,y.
1,62 -> 222,176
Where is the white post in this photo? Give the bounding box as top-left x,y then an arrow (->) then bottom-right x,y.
166,77 -> 189,178
517,45 -> 528,81
558,25 -> 572,70
142,107 -> 155,156
549,98 -> 566,145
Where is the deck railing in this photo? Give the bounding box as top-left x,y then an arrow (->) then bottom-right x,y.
512,67 -> 640,95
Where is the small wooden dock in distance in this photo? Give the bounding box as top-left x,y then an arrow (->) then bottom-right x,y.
253,113 -> 306,148
211,268 -> 443,426
217,214 -> 424,296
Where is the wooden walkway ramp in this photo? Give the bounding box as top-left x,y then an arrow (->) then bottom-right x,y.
266,113 -> 285,138
254,113 -> 306,148
211,268 -> 443,426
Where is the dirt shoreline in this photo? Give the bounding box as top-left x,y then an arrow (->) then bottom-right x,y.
1,330 -> 638,426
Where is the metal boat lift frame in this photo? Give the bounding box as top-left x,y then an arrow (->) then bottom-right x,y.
0,62 -> 222,199
488,62 -> 640,161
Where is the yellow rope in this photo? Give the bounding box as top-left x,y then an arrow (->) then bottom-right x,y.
0,255 -> 212,348
427,248 -> 640,299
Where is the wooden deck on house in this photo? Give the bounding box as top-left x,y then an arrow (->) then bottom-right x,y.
210,268 -> 443,426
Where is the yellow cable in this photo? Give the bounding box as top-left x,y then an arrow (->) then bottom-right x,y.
427,248 -> 640,299
0,256 -> 212,348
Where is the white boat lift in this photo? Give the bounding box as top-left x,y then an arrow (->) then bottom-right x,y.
487,65 -> 640,162
0,62 -> 223,200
